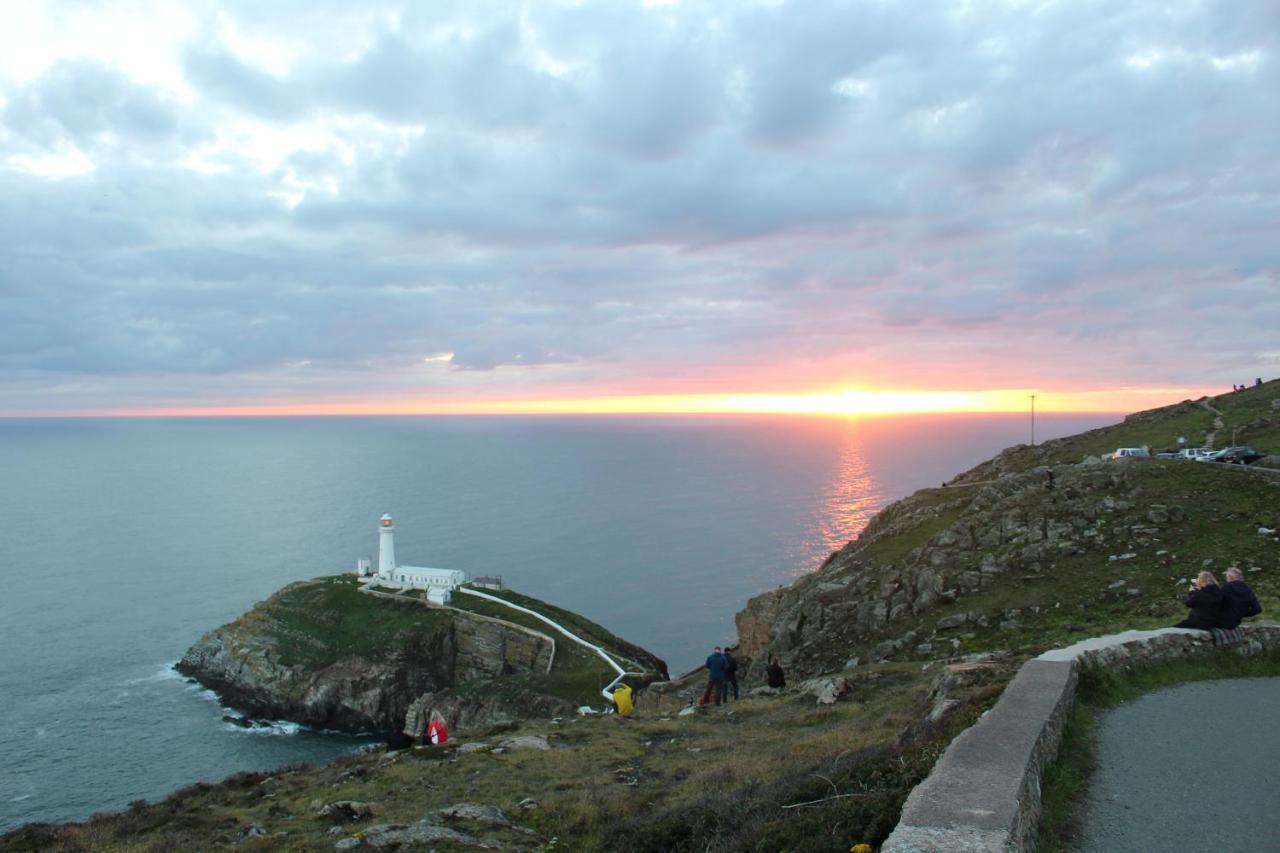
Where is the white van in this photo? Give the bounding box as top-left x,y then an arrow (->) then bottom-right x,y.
1111,447 -> 1150,460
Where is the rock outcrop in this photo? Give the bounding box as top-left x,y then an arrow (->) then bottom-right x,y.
176,577 -> 663,735
735,381 -> 1280,682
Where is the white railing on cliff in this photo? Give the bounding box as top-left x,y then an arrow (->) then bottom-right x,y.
455,586 -> 640,701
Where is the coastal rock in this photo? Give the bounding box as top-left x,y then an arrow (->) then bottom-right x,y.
798,676 -> 851,705
319,801 -> 375,823
177,577 -> 665,735
498,735 -> 552,751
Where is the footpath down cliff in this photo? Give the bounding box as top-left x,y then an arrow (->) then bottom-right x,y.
176,576 -> 667,734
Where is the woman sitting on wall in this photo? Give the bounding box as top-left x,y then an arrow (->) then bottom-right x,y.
1174,571 -> 1223,630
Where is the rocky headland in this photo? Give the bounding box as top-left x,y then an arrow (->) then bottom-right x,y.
176,578 -> 668,735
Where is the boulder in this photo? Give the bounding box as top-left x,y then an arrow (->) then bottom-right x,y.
798,676 -> 851,705
318,801 -> 375,823
498,735 -> 552,751
438,803 -> 511,827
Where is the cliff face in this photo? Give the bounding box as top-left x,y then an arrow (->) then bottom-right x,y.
737,384 -> 1280,682
176,578 -> 566,733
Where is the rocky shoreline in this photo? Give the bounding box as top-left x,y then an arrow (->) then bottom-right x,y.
175,577 -> 665,736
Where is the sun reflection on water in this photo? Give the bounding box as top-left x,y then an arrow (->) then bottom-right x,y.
788,428 -> 883,576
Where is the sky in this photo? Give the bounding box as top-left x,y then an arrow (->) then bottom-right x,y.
1,0 -> 1277,417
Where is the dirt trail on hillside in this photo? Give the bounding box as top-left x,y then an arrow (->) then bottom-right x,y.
1198,399 -> 1224,447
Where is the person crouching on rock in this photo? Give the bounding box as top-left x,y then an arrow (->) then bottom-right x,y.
700,646 -> 727,706
766,656 -> 786,689
1174,571 -> 1223,630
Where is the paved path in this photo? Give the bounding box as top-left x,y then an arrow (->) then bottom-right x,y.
1081,677 -> 1280,853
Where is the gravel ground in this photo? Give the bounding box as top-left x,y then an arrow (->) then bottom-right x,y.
1081,677 -> 1280,853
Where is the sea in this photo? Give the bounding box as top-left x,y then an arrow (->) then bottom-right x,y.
0,412 -> 1116,831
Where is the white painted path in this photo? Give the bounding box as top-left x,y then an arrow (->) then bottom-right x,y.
455,587 -> 637,701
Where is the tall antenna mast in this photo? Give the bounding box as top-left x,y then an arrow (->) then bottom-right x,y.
1029,394 -> 1037,446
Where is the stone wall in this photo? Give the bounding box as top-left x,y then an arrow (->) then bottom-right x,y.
882,624 -> 1280,852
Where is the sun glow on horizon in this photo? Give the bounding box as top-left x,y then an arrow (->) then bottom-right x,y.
22,385 -> 1218,419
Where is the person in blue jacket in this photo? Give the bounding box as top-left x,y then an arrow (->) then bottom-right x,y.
700,646 -> 727,706
1217,567 -> 1262,628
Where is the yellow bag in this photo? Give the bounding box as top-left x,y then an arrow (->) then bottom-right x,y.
613,683 -> 634,716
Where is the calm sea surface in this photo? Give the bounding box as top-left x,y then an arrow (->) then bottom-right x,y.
0,412 -> 1115,830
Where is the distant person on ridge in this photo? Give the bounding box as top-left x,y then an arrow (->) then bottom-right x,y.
766,656 -> 786,689
720,649 -> 739,703
1217,568 -> 1262,629
1174,571 -> 1223,630
700,646 -> 727,706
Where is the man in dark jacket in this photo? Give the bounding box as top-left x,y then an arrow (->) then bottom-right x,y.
720,649 -> 739,703
700,646 -> 727,706
1218,568 -> 1263,629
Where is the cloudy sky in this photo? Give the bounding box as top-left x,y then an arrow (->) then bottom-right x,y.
2,0 -> 1277,416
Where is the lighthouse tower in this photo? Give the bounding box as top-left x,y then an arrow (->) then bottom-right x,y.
378,513 -> 396,579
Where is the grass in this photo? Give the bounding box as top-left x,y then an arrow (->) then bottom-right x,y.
251,575 -> 453,668
843,456 -> 1280,666
1209,382 -> 1280,452
458,587 -> 666,675
11,660 -> 1003,852
1035,648 -> 1280,852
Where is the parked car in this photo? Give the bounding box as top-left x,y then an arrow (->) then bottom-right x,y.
1156,451 -> 1181,459
1178,448 -> 1213,461
1111,447 -> 1151,460
1202,446 -> 1265,465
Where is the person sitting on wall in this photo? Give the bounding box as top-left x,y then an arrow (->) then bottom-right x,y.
1217,567 -> 1263,629
1174,571 -> 1223,630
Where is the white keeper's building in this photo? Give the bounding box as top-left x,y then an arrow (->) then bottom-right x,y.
355,514 -> 466,605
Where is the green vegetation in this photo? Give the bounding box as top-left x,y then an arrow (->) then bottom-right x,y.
8,660 -> 1006,853
454,640 -> 621,707
1211,382 -> 1280,453
948,463 -> 1278,657
1036,649 -> 1280,852
251,575 -> 452,668
455,584 -> 660,671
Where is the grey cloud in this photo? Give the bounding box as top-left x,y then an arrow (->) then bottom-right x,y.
3,60 -> 184,151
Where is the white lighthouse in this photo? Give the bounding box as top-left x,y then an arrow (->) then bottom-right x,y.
357,513 -> 467,605
378,513 -> 396,579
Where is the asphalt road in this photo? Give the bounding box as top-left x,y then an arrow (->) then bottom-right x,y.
1081,677 -> 1280,853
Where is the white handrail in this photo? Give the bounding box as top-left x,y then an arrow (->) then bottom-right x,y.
456,587 -> 638,701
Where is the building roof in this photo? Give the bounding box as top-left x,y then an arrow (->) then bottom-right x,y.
397,566 -> 466,578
